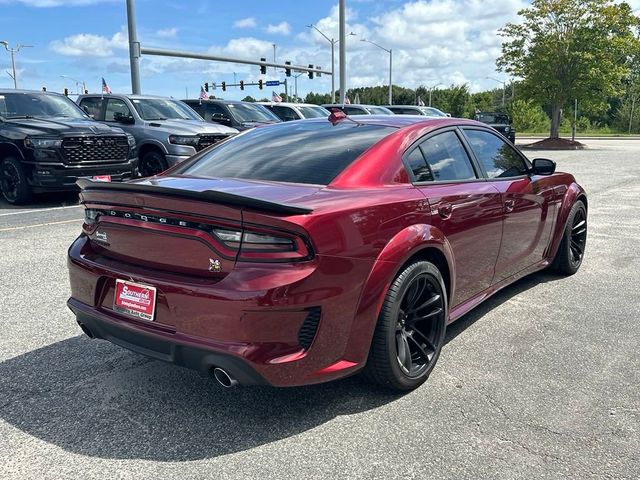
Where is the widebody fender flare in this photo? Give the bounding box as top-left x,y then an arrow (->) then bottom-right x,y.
547,181 -> 587,260
342,223 -> 455,364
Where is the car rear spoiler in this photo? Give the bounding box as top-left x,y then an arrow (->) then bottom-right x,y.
76,178 -> 313,216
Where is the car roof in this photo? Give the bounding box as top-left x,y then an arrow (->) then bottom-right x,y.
183,99 -> 255,105
256,102 -> 326,108
0,89 -> 67,97
79,93 -> 175,100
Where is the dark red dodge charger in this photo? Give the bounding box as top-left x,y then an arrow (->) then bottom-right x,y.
67,113 -> 587,391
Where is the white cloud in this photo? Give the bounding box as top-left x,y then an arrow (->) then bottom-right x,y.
156,27 -> 178,38
49,30 -> 127,58
265,22 -> 291,35
234,17 -> 257,29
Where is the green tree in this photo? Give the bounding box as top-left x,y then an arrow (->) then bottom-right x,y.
241,95 -> 256,102
497,0 -> 640,138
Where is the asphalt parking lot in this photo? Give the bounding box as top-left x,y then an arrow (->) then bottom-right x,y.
1,139 -> 638,479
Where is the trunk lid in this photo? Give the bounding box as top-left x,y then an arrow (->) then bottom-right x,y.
79,176 -> 319,277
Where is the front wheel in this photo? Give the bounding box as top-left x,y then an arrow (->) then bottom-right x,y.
139,150 -> 168,177
364,261 -> 447,391
1,156 -> 32,205
552,200 -> 587,275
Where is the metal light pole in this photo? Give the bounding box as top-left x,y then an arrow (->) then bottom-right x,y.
272,43 -> 277,74
1,41 -> 33,89
307,24 -> 336,103
428,83 -> 442,107
339,0 -> 346,104
294,72 -> 305,102
126,0 -> 141,94
60,75 -> 86,94
361,39 -> 392,105
486,76 -> 506,108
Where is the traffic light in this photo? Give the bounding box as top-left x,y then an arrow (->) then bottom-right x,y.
308,65 -> 314,80
84,89 -> 89,94
260,58 -> 267,75
204,82 -> 209,92
258,79 -> 263,90
240,80 -> 244,91
285,61 -> 291,77
42,86 -> 47,92
63,87 -> 69,96
221,81 -> 226,92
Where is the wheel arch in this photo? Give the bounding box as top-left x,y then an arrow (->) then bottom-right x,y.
0,142 -> 25,162
138,140 -> 167,158
342,224 -> 456,365
547,183 -> 587,261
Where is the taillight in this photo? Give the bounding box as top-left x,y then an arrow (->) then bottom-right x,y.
212,226 -> 313,262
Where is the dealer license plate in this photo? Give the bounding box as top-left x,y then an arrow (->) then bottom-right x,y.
113,279 -> 157,321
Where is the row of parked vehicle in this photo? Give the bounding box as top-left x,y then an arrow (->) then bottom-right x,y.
0,88 -> 515,204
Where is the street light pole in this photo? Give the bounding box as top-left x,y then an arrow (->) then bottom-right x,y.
339,0 -> 346,104
486,76 -> 506,108
1,41 -> 33,89
126,0 -> 141,94
361,38 -> 392,104
60,75 -> 86,94
428,83 -> 442,107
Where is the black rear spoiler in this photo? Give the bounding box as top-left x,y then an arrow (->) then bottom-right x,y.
76,179 -> 313,216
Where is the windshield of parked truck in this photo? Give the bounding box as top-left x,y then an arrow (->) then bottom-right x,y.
131,98 -> 203,121
0,92 -> 87,119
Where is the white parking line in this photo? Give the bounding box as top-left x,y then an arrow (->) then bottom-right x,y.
0,218 -> 81,232
0,204 -> 81,217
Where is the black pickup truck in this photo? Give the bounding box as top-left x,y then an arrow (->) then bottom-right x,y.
0,90 -> 138,204
473,111 -> 516,143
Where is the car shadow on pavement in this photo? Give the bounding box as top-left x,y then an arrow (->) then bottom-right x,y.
0,192 -> 79,211
0,271 -> 562,462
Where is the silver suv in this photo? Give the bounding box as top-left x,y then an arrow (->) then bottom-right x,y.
77,94 -> 238,176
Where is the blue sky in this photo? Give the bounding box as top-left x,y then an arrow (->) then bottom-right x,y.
0,0 -> 545,100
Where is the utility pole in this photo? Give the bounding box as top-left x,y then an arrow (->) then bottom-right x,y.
339,0 -> 346,104
361,38 -> 392,104
126,0 -> 141,94
0,41 -> 33,89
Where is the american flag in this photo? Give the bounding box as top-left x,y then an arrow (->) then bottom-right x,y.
101,77 -> 111,94
199,85 -> 209,100
272,91 -> 282,102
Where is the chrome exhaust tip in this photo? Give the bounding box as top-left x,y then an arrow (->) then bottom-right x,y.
213,367 -> 239,388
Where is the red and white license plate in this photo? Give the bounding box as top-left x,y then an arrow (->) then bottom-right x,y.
113,279 -> 157,321
92,175 -> 112,182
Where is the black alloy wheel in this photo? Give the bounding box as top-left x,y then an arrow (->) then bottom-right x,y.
1,157 -> 31,204
139,151 -> 168,177
569,208 -> 587,267
365,261 -> 447,391
395,273 -> 445,378
552,200 -> 587,276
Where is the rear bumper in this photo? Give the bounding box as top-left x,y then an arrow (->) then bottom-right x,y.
67,234 -> 373,387
28,157 -> 139,191
69,298 -> 267,385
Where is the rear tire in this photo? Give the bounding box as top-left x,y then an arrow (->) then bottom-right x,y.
1,156 -> 32,205
552,200 -> 587,276
139,150 -> 168,177
364,261 -> 447,391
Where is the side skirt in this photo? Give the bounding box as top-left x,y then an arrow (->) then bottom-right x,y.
447,258 -> 550,325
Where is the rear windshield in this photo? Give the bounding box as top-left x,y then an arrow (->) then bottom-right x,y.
176,121 -> 395,185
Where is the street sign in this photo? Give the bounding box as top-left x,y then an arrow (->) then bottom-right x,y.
265,80 -> 280,87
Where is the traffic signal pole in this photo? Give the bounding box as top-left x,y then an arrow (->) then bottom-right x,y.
126,0 -> 141,94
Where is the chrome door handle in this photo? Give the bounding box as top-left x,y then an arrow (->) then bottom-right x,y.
438,203 -> 452,219
504,199 -> 515,213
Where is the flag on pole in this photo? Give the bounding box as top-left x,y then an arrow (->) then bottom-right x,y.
417,96 -> 425,106
345,96 -> 351,105
354,93 -> 360,104
199,85 -> 209,100
101,78 -> 112,94
272,91 -> 282,102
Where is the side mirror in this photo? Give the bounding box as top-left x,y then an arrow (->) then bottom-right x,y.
81,105 -> 95,119
532,158 -> 556,176
211,113 -> 231,125
113,112 -> 135,124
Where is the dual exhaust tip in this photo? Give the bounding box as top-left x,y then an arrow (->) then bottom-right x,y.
212,367 -> 239,388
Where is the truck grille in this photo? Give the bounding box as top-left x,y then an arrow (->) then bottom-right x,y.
196,135 -> 228,152
62,136 -> 129,163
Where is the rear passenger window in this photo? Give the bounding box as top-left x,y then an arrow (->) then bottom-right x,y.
405,148 -> 433,182
464,129 -> 529,178
418,131 -> 476,182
